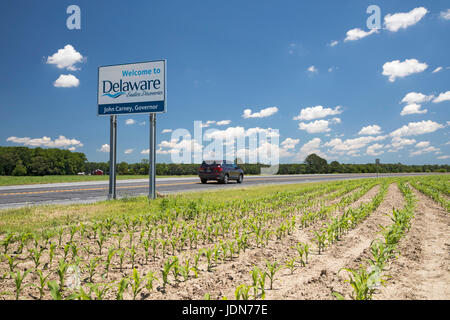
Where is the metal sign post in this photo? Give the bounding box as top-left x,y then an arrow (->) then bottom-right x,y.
108,115 -> 117,199
149,113 -> 156,200
375,158 -> 380,178
97,60 -> 166,201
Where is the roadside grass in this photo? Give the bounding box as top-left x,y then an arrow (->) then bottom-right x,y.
0,175 -> 198,186
0,179 -> 344,234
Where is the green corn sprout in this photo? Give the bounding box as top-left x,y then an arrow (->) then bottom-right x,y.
118,249 -> 125,272
180,259 -> 190,281
284,257 -> 297,275
129,245 -> 137,270
104,247 -> 116,277
161,257 -> 177,290
3,253 -> 19,272
151,239 -> 158,261
87,257 -> 100,283
235,284 -> 253,300
11,269 -> 31,300
143,239 -> 150,263
48,243 -> 56,268
2,232 -> 15,254
48,280 -> 63,300
36,269 -> 50,299
265,260 -> 281,290
57,259 -> 69,289
145,271 -> 157,294
116,277 -> 129,300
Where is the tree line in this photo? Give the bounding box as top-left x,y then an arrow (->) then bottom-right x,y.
0,147 -> 448,176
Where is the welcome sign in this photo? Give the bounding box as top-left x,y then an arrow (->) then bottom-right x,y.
97,60 -> 166,115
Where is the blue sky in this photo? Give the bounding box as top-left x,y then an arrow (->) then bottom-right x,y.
0,0 -> 449,164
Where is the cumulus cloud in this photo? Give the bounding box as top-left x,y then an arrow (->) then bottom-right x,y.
298,118 -> 340,134
410,145 -> 439,156
46,44 -> 84,71
124,149 -> 134,154
307,65 -> 318,73
242,107 -> 278,119
7,135 -> 83,149
125,119 -> 136,125
384,7 -> 428,32
293,105 -> 342,121
437,155 -> 450,160
390,120 -> 444,137
358,125 -> 382,136
325,135 -> 387,155
280,138 -> 300,150
433,91 -> 450,103
53,74 -> 80,88
344,28 -> 377,41
162,129 -> 172,134
400,103 -> 428,116
432,67 -> 443,73
390,137 -> 417,150
415,141 -> 430,148
216,120 -> 231,126
401,92 -> 434,104
98,144 -> 110,152
367,144 -> 384,156
296,138 -> 324,161
440,9 -> 450,20
382,59 -> 428,82
329,40 -> 339,47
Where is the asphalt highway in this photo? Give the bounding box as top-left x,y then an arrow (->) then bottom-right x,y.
0,173 -> 440,210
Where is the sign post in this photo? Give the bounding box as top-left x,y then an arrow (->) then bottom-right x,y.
149,114 -> 156,199
98,60 -> 166,201
108,115 -> 117,199
375,158 -> 380,178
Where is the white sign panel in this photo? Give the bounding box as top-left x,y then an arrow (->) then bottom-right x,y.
97,60 -> 166,115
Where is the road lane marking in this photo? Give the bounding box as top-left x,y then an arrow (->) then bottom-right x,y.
0,176 -> 320,197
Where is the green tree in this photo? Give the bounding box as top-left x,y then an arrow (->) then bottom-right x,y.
12,160 -> 27,176
304,154 -> 328,174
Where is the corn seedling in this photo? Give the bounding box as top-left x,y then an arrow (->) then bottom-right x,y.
3,254 -> 19,272
161,257 -> 177,290
180,259 -> 190,281
129,245 -> 137,270
35,269 -> 50,299
104,247 -> 116,277
145,271 -> 157,294
57,259 -> 69,289
130,268 -> 145,300
116,277 -> 129,300
1,232 -> 15,254
265,260 -> 281,290
48,280 -> 63,300
11,269 -> 31,300
87,257 -> 100,283
313,230 -> 327,254
284,257 -> 297,275
118,249 -> 125,272
235,284 -> 253,300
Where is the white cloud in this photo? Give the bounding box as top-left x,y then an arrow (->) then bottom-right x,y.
98,144 -> 110,152
46,44 -> 84,70
7,135 -> 83,149
325,136 -> 387,155
242,106 -> 278,119
410,145 -> 439,156
390,120 -> 444,137
329,40 -> 339,47
440,9 -> 450,20
293,105 -> 342,121
139,121 -> 146,126
432,67 -> 443,73
401,92 -> 434,104
415,141 -> 430,148
298,120 -> 332,134
216,120 -> 231,126
162,129 -> 172,134
400,103 -> 428,116
307,65 -> 318,73
382,59 -> 428,82
437,155 -> 450,160
296,138 -> 324,161
53,74 -> 80,88
141,149 -> 149,155
432,91 -> 450,103
124,149 -> 134,154
367,144 -> 384,156
359,125 -> 382,135
281,138 -> 300,150
384,7 -> 428,32
125,119 -> 136,125
390,137 -> 417,150
344,28 -> 378,42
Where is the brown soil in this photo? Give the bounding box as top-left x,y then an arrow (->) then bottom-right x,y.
375,188 -> 450,300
